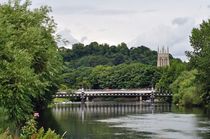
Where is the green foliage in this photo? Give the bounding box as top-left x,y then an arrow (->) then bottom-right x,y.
59,43 -> 162,68
0,0 -> 62,127
156,59 -> 187,92
20,117 -> 63,139
62,63 -> 161,89
170,70 -> 202,106
0,118 -> 63,139
186,19 -> 210,105
36,128 -> 62,139
0,129 -> 13,139
59,41 -> 179,91
53,98 -> 70,103
0,50 -> 40,126
20,118 -> 37,138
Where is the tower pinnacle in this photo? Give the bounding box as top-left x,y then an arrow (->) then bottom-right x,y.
157,46 -> 170,67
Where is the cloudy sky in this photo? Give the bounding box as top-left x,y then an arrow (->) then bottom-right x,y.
1,0 -> 210,60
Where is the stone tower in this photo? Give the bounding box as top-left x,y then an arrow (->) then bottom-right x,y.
157,47 -> 170,67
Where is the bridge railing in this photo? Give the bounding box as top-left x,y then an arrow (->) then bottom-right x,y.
77,88 -> 153,92
57,88 -> 156,94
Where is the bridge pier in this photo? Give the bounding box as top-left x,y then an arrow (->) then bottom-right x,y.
86,96 -> 89,102
139,96 -> 143,101
150,90 -> 155,103
81,88 -> 85,102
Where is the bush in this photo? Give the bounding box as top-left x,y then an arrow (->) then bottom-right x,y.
170,70 -> 202,106
35,128 -> 63,139
0,129 -> 13,139
19,117 -> 63,139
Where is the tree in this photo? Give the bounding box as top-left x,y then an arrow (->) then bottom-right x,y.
170,70 -> 202,106
186,19 -> 210,105
0,0 -> 62,127
63,63 -> 161,90
156,59 -> 186,92
60,42 -> 172,68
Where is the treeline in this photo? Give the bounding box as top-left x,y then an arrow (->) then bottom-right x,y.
61,63 -> 161,89
58,32 -> 210,107
59,42 -> 172,68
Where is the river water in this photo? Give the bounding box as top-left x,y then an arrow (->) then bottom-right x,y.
39,102 -> 210,139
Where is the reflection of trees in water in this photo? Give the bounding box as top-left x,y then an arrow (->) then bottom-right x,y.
41,103 -> 210,139
38,109 -> 63,134
52,102 -> 172,120
48,102 -> 172,139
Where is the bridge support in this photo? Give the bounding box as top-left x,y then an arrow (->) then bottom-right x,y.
86,96 -> 89,102
81,88 -> 85,103
139,96 -> 143,101
150,88 -> 155,103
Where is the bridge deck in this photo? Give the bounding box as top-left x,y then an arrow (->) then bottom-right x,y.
75,90 -> 153,94
54,89 -> 172,98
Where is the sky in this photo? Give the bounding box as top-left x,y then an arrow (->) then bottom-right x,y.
1,0 -> 210,61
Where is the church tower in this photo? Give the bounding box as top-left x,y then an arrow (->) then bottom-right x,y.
157,47 -> 170,67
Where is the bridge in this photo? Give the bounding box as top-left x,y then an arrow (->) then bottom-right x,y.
54,89 -> 172,102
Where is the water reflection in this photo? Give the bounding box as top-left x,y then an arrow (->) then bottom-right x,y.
40,102 -> 210,139
53,102 -> 171,119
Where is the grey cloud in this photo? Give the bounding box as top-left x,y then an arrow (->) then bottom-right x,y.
98,28 -> 107,32
128,20 -> 196,61
84,9 -> 137,15
81,36 -> 88,43
141,9 -> 158,13
208,5 -> 210,8
57,29 -> 79,48
172,17 -> 191,26
53,5 -> 93,15
53,5 -> 138,16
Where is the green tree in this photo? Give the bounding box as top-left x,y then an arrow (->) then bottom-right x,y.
156,59 -> 186,92
63,63 -> 161,90
59,42 -> 171,68
0,0 -> 62,127
170,70 -> 202,106
186,19 -> 210,105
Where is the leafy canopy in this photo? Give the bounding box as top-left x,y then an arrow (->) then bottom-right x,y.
187,19 -> 210,105
0,0 -> 62,127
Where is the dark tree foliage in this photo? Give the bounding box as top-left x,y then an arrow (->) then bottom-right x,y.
62,63 -> 161,89
59,43 -> 170,68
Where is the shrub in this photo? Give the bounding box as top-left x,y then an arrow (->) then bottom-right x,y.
170,70 -> 202,106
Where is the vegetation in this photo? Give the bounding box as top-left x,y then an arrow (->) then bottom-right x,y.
168,19 -> 210,106
157,19 -> 210,107
170,70 -> 202,106
156,59 -> 187,92
61,63 -> 161,89
59,42 -> 178,91
0,0 -> 62,133
186,19 -> 210,105
53,98 -> 70,103
59,42 -> 173,68
0,118 -> 63,139
1,0 -> 210,138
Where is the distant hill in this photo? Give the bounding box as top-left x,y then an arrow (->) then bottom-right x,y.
59,42 -> 173,68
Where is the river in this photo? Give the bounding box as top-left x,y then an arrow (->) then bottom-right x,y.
39,102 -> 210,139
